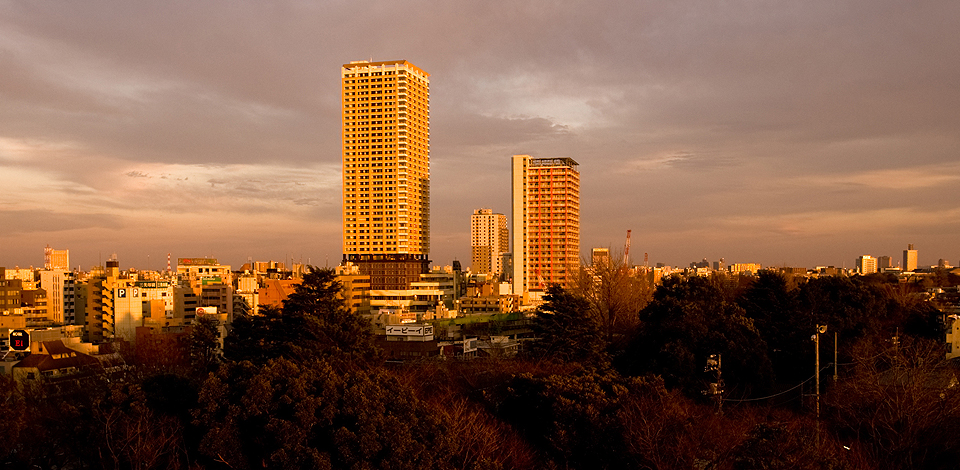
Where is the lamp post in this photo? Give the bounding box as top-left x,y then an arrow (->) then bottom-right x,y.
813,324 -> 827,419
813,324 -> 827,444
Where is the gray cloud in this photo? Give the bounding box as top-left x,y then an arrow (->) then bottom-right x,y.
1,0 -> 958,268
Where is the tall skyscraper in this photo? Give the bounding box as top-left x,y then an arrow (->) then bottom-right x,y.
903,244 -> 918,272
512,155 -> 580,298
471,208 -> 509,278
341,60 -> 430,289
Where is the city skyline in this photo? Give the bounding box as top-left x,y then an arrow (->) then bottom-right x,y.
1,1 -> 958,271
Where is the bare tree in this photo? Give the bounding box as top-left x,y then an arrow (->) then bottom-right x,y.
571,250 -> 654,343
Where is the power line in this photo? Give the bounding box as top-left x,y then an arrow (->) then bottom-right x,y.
724,365 -> 833,403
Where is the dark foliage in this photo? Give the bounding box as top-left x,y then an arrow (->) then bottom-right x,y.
525,285 -> 609,365
195,357 -> 454,470
223,266 -> 378,367
620,275 -> 774,397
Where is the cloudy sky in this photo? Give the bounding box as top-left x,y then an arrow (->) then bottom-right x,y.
1,0 -> 958,271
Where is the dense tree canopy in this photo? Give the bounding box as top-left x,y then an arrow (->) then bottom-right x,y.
620,275 -> 774,396
526,285 -> 609,365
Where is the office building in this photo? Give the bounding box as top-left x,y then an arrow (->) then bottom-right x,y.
512,155 -> 580,298
903,244 -> 918,272
471,209 -> 509,278
341,59 -> 430,289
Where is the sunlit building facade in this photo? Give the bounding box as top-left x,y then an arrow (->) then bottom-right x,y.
341,60 -> 431,289
512,155 -> 580,298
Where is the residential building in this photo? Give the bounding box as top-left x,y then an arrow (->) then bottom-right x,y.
39,270 -> 76,325
512,155 -> 581,299
471,209 -> 509,279
341,59 -> 431,289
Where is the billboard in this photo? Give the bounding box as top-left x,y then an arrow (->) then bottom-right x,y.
196,306 -> 219,316
385,324 -> 434,337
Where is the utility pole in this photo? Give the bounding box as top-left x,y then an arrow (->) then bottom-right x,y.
834,331 -> 839,382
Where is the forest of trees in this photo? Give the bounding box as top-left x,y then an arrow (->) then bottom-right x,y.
2,267 -> 959,469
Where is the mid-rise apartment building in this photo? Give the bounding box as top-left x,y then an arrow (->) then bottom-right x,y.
471,209 -> 509,279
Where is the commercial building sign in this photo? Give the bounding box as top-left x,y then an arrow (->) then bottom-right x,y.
196,307 -> 218,316
385,324 -> 434,337
178,258 -> 219,266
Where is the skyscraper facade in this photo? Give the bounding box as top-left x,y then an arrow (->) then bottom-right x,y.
341,60 -> 430,289
471,208 -> 509,278
512,155 -> 580,298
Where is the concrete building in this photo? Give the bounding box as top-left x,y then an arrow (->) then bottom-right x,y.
43,245 -> 70,271
903,244 -> 919,272
857,255 -> 878,275
512,155 -> 581,299
85,260 -> 127,343
0,268 -> 23,316
39,270 -> 76,325
471,209 -> 509,279
176,258 -> 232,289
341,60 -> 431,289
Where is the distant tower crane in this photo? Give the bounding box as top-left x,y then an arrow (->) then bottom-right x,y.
623,230 -> 632,267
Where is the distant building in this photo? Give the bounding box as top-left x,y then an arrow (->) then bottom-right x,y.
878,256 -> 894,270
903,244 -> 919,272
857,255 -> 878,275
43,245 -> 70,271
0,268 -> 24,316
471,209 -> 509,278
729,263 -> 762,275
591,248 -> 611,268
257,279 -> 300,310
512,155 -> 580,299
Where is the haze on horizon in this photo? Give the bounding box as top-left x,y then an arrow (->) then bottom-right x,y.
1,0 -> 958,272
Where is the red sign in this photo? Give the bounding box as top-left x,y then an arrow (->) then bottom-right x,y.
9,330 -> 29,351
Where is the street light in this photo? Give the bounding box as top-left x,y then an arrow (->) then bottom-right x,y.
812,324 -> 828,442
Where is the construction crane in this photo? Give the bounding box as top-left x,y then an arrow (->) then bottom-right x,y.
623,230 -> 632,267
